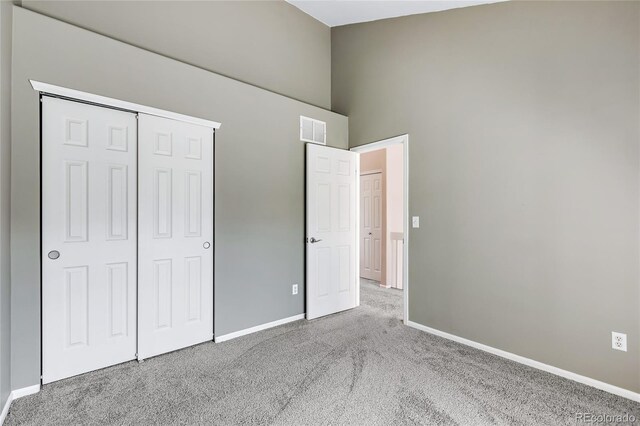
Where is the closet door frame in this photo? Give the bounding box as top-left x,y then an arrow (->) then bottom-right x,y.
36,81 -> 220,382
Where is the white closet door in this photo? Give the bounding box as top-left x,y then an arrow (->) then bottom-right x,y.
306,144 -> 359,319
42,97 -> 137,383
138,114 -> 214,359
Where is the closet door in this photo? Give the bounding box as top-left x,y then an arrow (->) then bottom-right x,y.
42,97 -> 137,383
138,114 -> 214,359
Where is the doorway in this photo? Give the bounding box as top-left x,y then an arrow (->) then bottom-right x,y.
351,135 -> 409,322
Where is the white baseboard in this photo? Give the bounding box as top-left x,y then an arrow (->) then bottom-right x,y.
0,384 -> 40,425
11,384 -> 40,400
214,314 -> 305,343
406,321 -> 640,403
0,393 -> 12,426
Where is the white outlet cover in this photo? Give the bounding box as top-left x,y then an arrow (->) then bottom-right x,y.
612,331 -> 627,352
412,216 -> 420,228
292,284 -> 298,295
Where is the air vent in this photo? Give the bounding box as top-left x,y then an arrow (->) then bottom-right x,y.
300,116 -> 326,145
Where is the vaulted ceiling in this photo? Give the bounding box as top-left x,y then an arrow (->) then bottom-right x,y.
287,0 -> 508,27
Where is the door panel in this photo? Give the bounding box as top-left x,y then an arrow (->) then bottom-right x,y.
42,97 -> 137,384
360,173 -> 382,282
138,114 -> 213,359
306,144 -> 358,319
107,262 -> 129,337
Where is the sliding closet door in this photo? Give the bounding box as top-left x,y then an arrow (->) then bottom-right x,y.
138,114 -> 214,359
42,97 -> 137,383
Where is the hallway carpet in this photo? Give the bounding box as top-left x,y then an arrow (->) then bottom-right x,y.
6,280 -> 639,425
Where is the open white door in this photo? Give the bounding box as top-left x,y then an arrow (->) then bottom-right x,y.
42,97 -> 137,383
138,114 -> 214,359
306,144 -> 359,320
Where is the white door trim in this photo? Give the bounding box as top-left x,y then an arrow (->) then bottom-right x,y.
30,80 -> 222,130
351,134 -> 409,323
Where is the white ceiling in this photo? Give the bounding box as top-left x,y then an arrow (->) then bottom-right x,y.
287,0 -> 508,27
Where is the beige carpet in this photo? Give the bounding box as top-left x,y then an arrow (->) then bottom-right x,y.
6,280 -> 639,425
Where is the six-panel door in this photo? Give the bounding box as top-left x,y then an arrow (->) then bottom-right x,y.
137,114 -> 214,360
306,144 -> 359,320
360,173 -> 382,282
42,97 -> 138,383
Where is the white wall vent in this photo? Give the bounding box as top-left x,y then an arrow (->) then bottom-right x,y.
300,116 -> 326,145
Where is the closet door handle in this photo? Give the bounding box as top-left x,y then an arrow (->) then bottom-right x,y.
48,250 -> 60,260
203,242 -> 211,249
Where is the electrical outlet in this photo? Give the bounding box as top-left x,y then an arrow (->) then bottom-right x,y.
412,216 -> 420,228
292,284 -> 298,295
612,332 -> 627,352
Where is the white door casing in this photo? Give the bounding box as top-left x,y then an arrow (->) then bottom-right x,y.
360,173 -> 382,282
138,114 -> 214,360
42,97 -> 137,383
306,144 -> 359,320
350,134 -> 409,323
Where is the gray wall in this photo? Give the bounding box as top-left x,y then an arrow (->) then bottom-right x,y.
0,0 -> 13,409
22,0 -> 332,109
332,1 -> 639,392
11,6 -> 347,390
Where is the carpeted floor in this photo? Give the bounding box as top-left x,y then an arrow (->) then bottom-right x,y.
6,279 -> 639,425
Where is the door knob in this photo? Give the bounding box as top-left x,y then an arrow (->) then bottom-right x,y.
309,237 -> 323,244
48,250 -> 60,260
203,242 -> 211,249
368,232 -> 372,235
